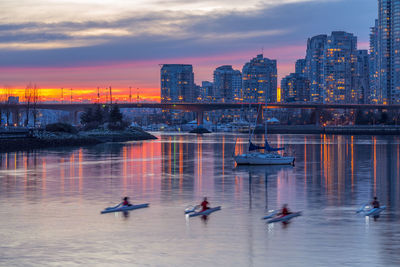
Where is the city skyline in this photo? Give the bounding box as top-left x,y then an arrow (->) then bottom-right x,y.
0,0 -> 374,101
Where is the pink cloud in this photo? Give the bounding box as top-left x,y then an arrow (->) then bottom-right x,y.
0,45 -> 307,100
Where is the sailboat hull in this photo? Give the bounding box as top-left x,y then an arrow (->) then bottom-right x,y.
235,153 -> 295,165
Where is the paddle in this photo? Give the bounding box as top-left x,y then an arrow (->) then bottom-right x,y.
105,203 -> 122,210
262,210 -> 278,220
356,203 -> 368,213
185,205 -> 200,214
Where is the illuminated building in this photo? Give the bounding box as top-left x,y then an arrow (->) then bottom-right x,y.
295,59 -> 307,76
199,81 -> 214,102
369,19 -> 380,103
242,54 -> 277,103
377,0 -> 400,104
160,64 -> 195,103
213,65 -> 242,102
305,34 -> 327,103
281,73 -> 310,103
322,31 -> 358,104
356,50 -> 370,104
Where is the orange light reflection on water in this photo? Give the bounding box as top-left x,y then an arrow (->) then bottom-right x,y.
42,159 -> 46,194
351,136 -> 354,190
373,137 -> 377,195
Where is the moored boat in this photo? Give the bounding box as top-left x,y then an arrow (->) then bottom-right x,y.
233,103 -> 295,166
235,153 -> 295,165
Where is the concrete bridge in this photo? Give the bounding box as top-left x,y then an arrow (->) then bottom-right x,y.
0,102 -> 399,126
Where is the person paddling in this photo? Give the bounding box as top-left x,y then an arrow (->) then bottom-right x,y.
371,197 -> 380,209
279,204 -> 292,216
122,197 -> 132,207
200,197 -> 210,212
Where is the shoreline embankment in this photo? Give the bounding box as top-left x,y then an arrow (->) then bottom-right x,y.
0,128 -> 157,153
267,125 -> 400,135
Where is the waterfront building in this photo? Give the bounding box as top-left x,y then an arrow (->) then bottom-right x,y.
242,54 -> 277,103
322,31 -> 358,104
305,35 -> 327,102
369,19 -> 380,103
160,64 -> 195,103
295,59 -> 307,76
213,65 -> 242,102
377,0 -> 400,104
356,50 -> 370,104
194,84 -> 201,102
281,73 -> 310,103
199,81 -> 214,102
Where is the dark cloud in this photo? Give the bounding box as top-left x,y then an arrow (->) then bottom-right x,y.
0,0 -> 376,67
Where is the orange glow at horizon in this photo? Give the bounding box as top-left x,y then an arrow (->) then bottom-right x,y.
0,87 -> 161,102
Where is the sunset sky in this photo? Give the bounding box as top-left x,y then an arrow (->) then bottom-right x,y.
0,0 -> 375,102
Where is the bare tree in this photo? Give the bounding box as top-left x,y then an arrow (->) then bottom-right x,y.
25,83 -> 33,127
0,87 -> 4,127
32,84 -> 40,127
2,86 -> 12,126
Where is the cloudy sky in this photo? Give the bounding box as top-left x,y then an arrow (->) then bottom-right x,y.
0,0 -> 376,101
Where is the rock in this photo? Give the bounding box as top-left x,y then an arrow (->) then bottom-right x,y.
189,127 -> 211,134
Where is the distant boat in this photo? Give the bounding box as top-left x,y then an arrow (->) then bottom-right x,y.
234,105 -> 295,166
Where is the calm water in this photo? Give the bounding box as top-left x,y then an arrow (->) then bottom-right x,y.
1,133 -> 400,267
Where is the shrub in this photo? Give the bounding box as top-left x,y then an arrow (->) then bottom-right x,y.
45,123 -> 78,134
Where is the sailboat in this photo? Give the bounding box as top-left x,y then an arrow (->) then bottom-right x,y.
234,105 -> 295,166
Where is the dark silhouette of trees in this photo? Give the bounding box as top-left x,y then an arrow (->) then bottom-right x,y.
80,104 -> 128,130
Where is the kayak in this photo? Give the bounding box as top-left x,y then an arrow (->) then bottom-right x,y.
364,206 -> 386,216
188,206 -> 221,217
184,205 -> 200,214
266,212 -> 302,224
262,210 -> 278,220
101,203 -> 149,214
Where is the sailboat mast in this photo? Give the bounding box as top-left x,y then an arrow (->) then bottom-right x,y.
264,104 -> 267,154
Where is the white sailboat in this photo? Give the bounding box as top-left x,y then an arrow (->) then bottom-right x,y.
234,106 -> 295,166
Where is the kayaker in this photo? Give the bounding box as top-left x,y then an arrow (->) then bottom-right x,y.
122,197 -> 132,207
371,197 -> 380,209
200,197 -> 210,212
280,204 -> 292,216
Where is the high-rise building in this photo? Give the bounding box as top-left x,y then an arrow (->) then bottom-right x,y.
199,81 -> 214,102
356,50 -> 370,104
369,19 -> 380,103
160,64 -> 194,103
295,59 -> 306,76
242,54 -> 277,103
213,65 -> 242,102
281,73 -> 310,103
322,31 -> 358,104
305,35 -> 327,102
377,0 -> 400,104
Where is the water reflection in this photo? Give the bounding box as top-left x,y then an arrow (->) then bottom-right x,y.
0,133 -> 400,266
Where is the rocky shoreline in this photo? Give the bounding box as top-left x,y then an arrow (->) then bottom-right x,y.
0,128 -> 157,153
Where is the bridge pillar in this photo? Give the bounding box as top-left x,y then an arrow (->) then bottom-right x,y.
315,108 -> 321,127
256,105 -> 264,125
12,109 -> 20,127
70,110 -> 80,126
197,111 -> 204,126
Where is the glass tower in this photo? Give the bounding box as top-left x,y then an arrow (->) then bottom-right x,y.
242,54 -> 277,103
160,64 -> 194,103
378,0 -> 400,104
